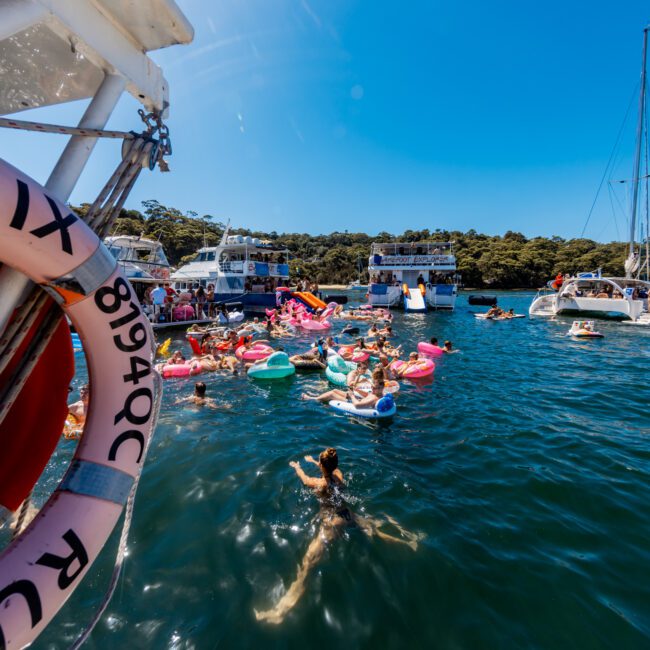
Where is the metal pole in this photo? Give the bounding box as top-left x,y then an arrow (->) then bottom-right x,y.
629,27 -> 648,270
0,72 -> 126,334
46,74 -> 127,199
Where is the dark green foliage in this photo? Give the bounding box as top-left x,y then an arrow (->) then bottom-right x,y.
77,202 -> 628,288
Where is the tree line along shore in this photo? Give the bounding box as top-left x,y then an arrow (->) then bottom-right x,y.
75,200 -> 629,290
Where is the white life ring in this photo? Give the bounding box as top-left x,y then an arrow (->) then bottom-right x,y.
0,158 -> 160,648
247,261 -> 255,273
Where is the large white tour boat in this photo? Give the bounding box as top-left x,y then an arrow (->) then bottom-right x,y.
171,231 -> 290,310
367,241 -> 459,311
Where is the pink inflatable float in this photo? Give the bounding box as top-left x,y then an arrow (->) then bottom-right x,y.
417,341 -> 444,357
338,345 -> 370,363
235,342 -> 274,361
161,362 -> 201,378
298,317 -> 331,331
391,358 -> 435,378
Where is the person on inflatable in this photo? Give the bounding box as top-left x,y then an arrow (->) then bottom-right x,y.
485,306 -> 504,318
394,352 -> 421,376
214,351 -> 239,375
192,354 -> 219,372
255,447 -> 421,624
290,339 -> 327,368
377,324 -> 393,337
345,359 -> 370,389
377,354 -> 397,381
375,337 -> 401,359
302,379 -> 384,409
68,383 -> 89,425
367,323 -> 379,338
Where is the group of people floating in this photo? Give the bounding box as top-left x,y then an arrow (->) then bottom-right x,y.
66,304 -> 457,622
160,305 -> 458,418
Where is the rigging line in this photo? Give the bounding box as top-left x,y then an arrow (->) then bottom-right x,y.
611,180 -> 630,230
607,183 -> 622,241
645,82 -> 650,278
581,83 -> 639,237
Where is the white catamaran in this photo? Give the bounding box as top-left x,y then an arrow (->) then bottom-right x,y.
529,27 -> 650,324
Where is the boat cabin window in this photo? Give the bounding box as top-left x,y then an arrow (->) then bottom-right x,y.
107,244 -> 127,260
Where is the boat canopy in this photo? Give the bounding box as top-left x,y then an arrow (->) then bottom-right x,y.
0,0 -> 193,116
370,242 -> 453,256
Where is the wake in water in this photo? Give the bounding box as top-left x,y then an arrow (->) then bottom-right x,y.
255,448 -> 422,624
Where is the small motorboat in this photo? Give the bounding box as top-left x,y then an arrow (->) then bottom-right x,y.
568,320 -> 604,338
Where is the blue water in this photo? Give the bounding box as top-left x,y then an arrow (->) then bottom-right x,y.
23,292 -> 650,648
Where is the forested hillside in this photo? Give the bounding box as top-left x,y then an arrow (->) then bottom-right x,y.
75,200 -> 628,288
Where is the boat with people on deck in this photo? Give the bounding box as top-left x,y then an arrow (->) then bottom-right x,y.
530,27 -> 650,326
171,228 -> 290,314
367,241 -> 459,311
529,272 -> 650,322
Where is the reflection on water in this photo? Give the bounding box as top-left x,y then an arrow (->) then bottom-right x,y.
28,292 -> 650,648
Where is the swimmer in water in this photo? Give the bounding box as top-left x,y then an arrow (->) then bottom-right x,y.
176,382 -> 227,409
442,340 -> 458,353
254,448 -> 421,624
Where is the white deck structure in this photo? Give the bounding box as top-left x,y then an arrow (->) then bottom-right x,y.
529,274 -> 650,323
367,242 -> 459,310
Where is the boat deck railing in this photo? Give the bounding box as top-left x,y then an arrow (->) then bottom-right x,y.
146,300 -> 246,325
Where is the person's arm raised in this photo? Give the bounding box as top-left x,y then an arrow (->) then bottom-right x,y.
289,461 -> 322,489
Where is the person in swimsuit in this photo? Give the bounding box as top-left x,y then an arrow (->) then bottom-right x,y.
290,341 -> 327,369
211,351 -> 239,374
378,354 -> 396,381
168,350 -> 186,365
302,380 -> 386,409
68,383 -> 89,425
394,352 -> 421,376
345,360 -> 369,388
254,448 -> 421,624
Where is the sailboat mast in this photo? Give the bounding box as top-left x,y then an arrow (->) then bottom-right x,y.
629,27 -> 649,270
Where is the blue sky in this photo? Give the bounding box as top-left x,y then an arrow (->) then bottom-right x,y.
2,0 -> 650,241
